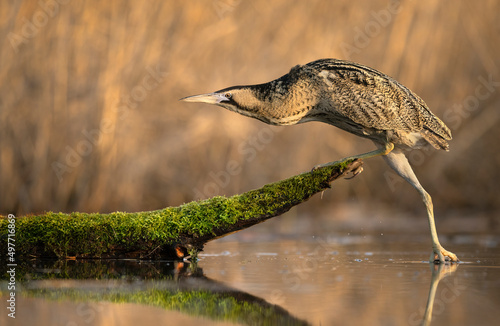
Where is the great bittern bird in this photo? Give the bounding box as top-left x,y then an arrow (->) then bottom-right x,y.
182,58 -> 458,263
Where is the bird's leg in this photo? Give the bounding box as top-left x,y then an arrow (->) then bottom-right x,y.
346,142 -> 394,161
382,151 -> 459,263
313,142 -> 394,172
421,191 -> 459,263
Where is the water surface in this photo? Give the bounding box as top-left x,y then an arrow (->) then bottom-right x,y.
1,218 -> 499,326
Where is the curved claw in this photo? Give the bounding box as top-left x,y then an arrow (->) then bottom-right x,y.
344,165 -> 363,179
431,246 -> 459,264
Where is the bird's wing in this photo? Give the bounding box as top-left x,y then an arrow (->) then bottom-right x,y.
317,67 -> 426,133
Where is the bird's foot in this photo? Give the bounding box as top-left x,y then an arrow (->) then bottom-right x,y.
345,164 -> 363,179
430,246 -> 459,264
311,158 -> 363,179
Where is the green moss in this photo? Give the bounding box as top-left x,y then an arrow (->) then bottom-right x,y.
24,287 -> 307,326
0,259 -> 307,324
0,159 -> 356,259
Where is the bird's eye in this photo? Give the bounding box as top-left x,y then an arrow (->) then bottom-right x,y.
224,92 -> 232,99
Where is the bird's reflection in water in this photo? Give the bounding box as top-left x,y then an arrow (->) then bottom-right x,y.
418,263 -> 459,326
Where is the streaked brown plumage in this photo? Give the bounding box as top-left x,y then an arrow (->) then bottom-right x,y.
182,58 -> 458,263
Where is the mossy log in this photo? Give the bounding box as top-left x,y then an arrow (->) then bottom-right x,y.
0,159 -> 362,260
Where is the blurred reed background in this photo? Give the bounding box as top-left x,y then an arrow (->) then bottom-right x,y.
1,1 -> 499,225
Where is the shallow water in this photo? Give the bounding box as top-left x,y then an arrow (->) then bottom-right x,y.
1,219 -> 499,326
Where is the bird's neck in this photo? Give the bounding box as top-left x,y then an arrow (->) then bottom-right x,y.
248,80 -> 318,126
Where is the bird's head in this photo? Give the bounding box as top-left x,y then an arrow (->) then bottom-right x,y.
181,85 -> 276,123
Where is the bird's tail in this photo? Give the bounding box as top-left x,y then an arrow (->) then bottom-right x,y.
419,105 -> 452,151
421,128 -> 450,151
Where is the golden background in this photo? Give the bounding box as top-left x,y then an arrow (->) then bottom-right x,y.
1,1 -> 499,224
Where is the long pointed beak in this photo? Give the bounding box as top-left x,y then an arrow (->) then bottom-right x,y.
180,93 -> 228,104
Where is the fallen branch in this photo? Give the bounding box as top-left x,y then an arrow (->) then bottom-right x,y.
0,159 -> 362,260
